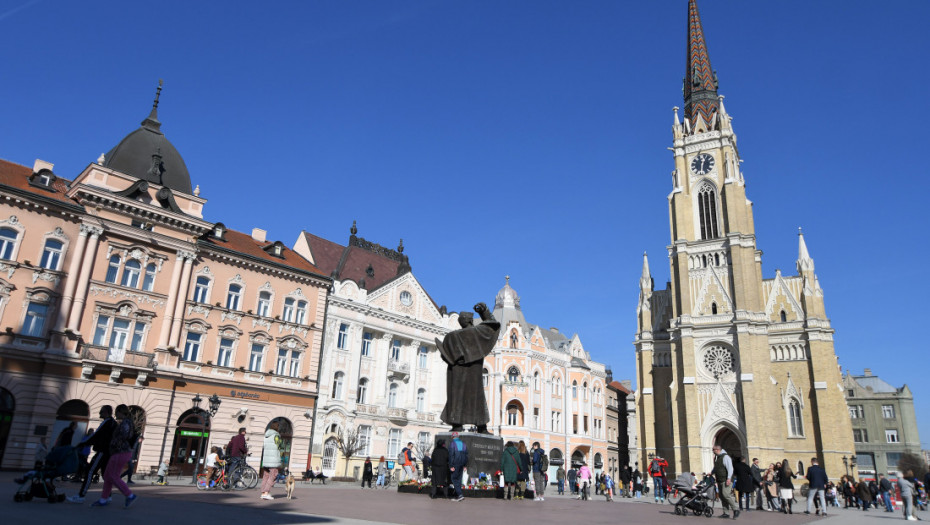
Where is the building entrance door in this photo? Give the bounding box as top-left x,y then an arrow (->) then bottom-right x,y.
714,428 -> 743,458
0,388 -> 13,467
169,410 -> 210,477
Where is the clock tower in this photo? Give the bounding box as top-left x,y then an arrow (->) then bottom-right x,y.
634,0 -> 854,480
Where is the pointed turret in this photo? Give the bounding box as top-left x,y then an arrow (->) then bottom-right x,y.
640,251 -> 654,292
637,252 -> 654,333
797,227 -> 815,273
683,0 -> 719,132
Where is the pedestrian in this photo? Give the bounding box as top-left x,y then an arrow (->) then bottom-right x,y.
620,464 -> 632,498
604,472 -> 615,501
226,427 -> 249,472
34,437 -> 48,468
56,421 -> 77,448
778,459 -> 796,514
155,460 -> 168,484
733,456 -> 754,511
804,457 -> 828,516
750,458 -> 764,510
401,442 -> 416,482
648,455 -> 669,502
567,466 -> 577,496
577,462 -> 592,501
448,432 -> 468,502
376,456 -> 387,488
531,443 -> 548,501
900,470 -> 918,521
515,440 -> 529,500
856,477 -> 873,511
429,440 -> 449,499
204,446 -> 223,487
260,420 -> 283,500
633,465 -> 643,498
76,429 -> 93,481
556,465 -> 565,495
711,444 -> 739,519
500,441 -> 521,500
90,404 -> 137,508
68,405 -> 116,503
121,436 -> 143,484
879,473 -> 895,512
361,457 -> 373,488
763,463 -> 779,511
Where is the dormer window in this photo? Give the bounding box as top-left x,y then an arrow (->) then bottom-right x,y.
261,240 -> 285,258
29,168 -> 56,190
212,223 -> 227,241
273,244 -> 282,256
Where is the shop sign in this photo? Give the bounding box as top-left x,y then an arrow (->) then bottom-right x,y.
179,430 -> 209,438
228,389 -> 267,401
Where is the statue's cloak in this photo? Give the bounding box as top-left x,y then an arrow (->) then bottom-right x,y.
437,320 -> 500,426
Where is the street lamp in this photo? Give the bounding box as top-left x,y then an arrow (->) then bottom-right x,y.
842,455 -> 849,476
850,455 -> 857,475
190,393 -> 222,484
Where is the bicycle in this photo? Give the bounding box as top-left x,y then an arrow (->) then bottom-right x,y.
227,458 -> 258,490
197,465 -> 230,491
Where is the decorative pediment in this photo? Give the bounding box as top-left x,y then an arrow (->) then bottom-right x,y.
693,264 -> 733,315
781,374 -> 804,409
248,331 -> 273,345
700,381 -> 743,435
765,271 -> 804,321
277,335 -> 308,351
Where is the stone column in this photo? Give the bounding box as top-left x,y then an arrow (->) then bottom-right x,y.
168,251 -> 196,348
67,226 -> 103,330
55,224 -> 91,330
157,253 -> 186,348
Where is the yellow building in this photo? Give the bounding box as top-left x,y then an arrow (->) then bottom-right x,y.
634,0 -> 854,479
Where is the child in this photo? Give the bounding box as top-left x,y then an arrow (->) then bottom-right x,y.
156,461 -> 168,484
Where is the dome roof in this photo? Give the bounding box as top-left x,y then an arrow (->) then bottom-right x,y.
103,86 -> 192,194
495,275 -> 521,310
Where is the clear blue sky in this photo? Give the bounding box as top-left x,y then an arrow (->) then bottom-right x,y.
2,1 -> 928,449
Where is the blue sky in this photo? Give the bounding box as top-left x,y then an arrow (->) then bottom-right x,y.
2,1 -> 928,449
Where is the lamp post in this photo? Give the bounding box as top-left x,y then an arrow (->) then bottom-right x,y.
842,455 -> 849,476
190,393 -> 222,484
850,455 -> 857,476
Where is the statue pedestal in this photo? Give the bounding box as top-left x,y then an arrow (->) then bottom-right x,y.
436,432 -> 503,479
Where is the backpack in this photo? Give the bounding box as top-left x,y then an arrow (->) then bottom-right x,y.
650,460 -> 661,475
398,449 -> 407,465
540,454 -> 549,472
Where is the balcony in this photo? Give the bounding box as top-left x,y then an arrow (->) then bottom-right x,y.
356,404 -> 381,416
387,407 -> 408,422
387,360 -> 410,380
82,344 -> 155,369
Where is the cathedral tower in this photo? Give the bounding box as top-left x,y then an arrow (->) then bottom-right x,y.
634,0 -> 854,478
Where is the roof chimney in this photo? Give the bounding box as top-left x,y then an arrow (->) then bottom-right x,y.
863,368 -> 872,376
32,159 -> 54,173
549,327 -> 558,333
251,228 -> 267,242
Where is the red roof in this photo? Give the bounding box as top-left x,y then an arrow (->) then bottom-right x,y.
300,231 -> 405,290
0,158 -> 79,206
202,228 -> 326,277
609,381 -> 633,394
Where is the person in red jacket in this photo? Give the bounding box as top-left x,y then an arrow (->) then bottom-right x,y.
226,427 -> 248,470
649,456 -> 669,502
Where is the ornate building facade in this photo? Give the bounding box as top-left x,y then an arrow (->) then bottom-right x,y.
487,278 -> 609,478
0,90 -> 330,474
634,0 -> 854,477
293,227 -> 457,477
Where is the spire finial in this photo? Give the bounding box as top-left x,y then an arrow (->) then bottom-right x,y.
673,106 -> 680,125
153,79 -> 163,110
505,275 -> 510,285
397,238 -> 404,253
350,220 -> 357,236
683,0 -> 720,130
141,79 -> 163,132
797,227 -> 814,272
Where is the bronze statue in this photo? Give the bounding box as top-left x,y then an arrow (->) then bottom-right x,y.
436,302 -> 500,433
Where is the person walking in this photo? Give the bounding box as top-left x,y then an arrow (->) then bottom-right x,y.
500,441 -> 521,501
76,430 -> 93,481
856,477 -> 873,511
604,472 -> 615,501
68,405 -> 116,503
429,440 -> 449,499
778,460 -> 797,514
401,442 -> 416,482
750,458 -> 764,510
568,467 -> 577,496
900,470 -> 918,521
361,457 -> 373,488
763,463 -> 779,511
531,445 -> 548,501
633,465 -> 643,498
260,421 -> 283,500
90,404 -> 137,508
733,456 -> 754,511
577,462 -> 592,501
879,473 -> 895,512
804,457 -> 828,516
226,427 -> 249,472
448,432 -> 468,502
649,455 -> 669,503
515,441 -> 529,500
711,444 -> 739,519
56,421 -> 77,448
556,465 -> 565,495
376,457 -> 387,488
620,464 -> 632,498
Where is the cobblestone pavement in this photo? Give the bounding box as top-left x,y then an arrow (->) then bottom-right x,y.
2,473 -> 920,525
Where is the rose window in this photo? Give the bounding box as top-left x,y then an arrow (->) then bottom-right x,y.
703,346 -> 734,378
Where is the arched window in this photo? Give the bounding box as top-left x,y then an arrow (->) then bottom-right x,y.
711,302 -> 718,315
583,381 -> 588,400
416,388 -> 426,412
332,372 -> 344,400
510,331 -> 518,348
322,438 -> 337,472
40,239 -> 63,270
226,284 -> 242,310
572,380 -> 578,399
788,399 -> 803,437
482,368 -> 489,387
356,378 -> 369,404
121,259 -> 141,288
0,228 -> 18,260
257,291 -> 271,317
105,255 -> 121,283
282,298 -> 295,322
142,263 -> 156,291
193,277 -> 210,303
697,181 -> 720,240
553,375 -> 562,394
714,253 -> 720,266
507,403 -> 520,426
507,366 -> 520,382
388,383 -> 398,408
534,371 -> 540,391
780,310 -> 787,323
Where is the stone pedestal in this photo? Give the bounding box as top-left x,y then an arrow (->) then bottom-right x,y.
436,432 -> 503,478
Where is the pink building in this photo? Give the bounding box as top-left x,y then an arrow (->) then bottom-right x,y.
0,90 -> 330,476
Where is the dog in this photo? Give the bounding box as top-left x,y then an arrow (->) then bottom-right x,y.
285,473 -> 296,499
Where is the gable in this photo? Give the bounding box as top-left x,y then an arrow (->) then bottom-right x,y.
764,272 -> 804,322
366,272 -> 441,323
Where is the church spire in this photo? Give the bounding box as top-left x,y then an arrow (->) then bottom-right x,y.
797,227 -> 815,273
640,251 -> 654,291
683,0 -> 719,131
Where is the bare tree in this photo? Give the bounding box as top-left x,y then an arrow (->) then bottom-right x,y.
335,425 -> 365,477
897,452 -> 928,480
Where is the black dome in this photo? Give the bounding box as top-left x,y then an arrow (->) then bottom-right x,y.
104,103 -> 192,195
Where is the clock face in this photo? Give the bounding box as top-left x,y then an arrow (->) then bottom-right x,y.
690,153 -> 715,175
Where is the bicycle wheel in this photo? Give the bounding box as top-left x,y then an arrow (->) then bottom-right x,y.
666,489 -> 682,506
230,470 -> 247,490
196,474 -> 209,490
242,467 -> 259,489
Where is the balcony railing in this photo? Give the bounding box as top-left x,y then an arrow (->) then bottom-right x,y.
387,408 -> 407,420
82,344 -> 155,369
387,360 -> 410,379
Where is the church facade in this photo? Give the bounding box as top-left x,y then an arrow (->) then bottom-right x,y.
634,0 -> 854,478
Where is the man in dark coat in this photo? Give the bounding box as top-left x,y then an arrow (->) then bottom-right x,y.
733,456 -> 754,511
805,457 -> 829,515
750,458 -> 764,510
67,405 -> 116,503
429,440 -> 450,499
567,467 -> 577,495
437,302 -> 500,433
620,465 -> 632,497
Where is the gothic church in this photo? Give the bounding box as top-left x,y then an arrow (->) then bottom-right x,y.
634,0 -> 854,478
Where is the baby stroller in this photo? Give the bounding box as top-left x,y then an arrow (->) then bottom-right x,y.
13,446 -> 79,503
673,478 -> 716,517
